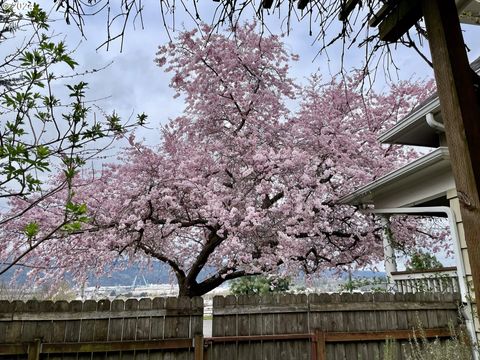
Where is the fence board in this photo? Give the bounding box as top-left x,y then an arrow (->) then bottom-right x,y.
91,299 -> 111,360
6,301 -> 25,343
0,292 -> 462,360
222,295 -> 238,360
191,297 -> 203,338
211,292 -> 462,360
177,297 -> 192,360
36,301 -> 54,344
123,299 -> 139,360
21,300 -> 39,342
0,301 -> 12,344
136,298 -> 152,360
64,300 -> 82,343
150,297 -> 166,360
77,299 -> 96,360
49,300 -> 69,360
342,296 -> 357,360
94,299 -> 111,341
107,299 -> 125,360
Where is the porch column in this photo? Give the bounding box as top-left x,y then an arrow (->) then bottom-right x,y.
380,215 -> 397,289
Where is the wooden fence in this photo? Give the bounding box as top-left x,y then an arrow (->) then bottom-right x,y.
0,296 -> 203,360
209,292 -> 463,360
0,292 -> 464,360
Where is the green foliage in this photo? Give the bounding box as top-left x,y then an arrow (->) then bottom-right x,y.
23,222 -> 39,239
230,275 -> 291,295
62,201 -> 90,232
0,4 -> 147,201
407,251 -> 444,271
339,275 -> 387,293
0,3 -> 147,275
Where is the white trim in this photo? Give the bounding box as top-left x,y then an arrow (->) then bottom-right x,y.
369,206 -> 476,347
378,98 -> 440,144
338,147 -> 449,205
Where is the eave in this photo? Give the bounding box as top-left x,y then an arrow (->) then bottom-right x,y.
338,147 -> 451,207
378,97 -> 441,147
379,56 -> 480,147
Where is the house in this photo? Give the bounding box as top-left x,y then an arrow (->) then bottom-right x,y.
338,56 -> 480,341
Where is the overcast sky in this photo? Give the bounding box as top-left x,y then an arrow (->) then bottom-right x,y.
30,0 -> 480,149
2,1 -> 477,270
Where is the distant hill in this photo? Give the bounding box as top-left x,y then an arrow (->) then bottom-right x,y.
93,262 -> 172,286
0,261 -> 173,287
1,260 -> 385,288
344,270 -> 386,279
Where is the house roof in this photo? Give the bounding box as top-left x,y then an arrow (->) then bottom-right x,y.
379,56 -> 480,147
338,147 -> 453,208
458,0 -> 480,25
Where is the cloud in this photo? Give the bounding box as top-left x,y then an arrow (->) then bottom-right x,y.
37,0 -> 480,148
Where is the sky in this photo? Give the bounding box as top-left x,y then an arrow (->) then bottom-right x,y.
28,0 -> 480,149
3,0 -> 480,272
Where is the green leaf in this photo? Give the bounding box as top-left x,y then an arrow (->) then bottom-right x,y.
36,145 -> 50,158
24,222 -> 39,239
137,113 -> 148,126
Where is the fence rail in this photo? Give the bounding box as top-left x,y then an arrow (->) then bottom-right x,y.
0,327 -> 455,360
211,292 -> 462,360
0,293 -> 464,360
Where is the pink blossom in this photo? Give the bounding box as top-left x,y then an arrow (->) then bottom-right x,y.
0,22 -> 439,297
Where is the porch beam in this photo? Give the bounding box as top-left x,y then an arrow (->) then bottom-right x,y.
378,0 -> 422,42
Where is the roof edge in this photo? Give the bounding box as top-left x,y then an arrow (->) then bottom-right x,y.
337,147 -> 450,205
378,97 -> 440,144
379,55 -> 480,145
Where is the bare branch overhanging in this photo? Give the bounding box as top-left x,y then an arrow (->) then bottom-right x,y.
51,0 -> 432,78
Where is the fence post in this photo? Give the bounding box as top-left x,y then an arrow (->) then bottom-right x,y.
27,339 -> 41,360
194,334 -> 204,360
314,329 -> 326,360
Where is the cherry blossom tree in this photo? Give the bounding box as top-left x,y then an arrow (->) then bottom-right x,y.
0,23 -> 437,296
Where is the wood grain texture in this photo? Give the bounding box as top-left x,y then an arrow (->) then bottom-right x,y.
422,0 -> 480,321
210,293 -> 462,360
0,293 -> 462,360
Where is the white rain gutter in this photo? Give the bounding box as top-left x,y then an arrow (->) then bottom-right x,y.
378,98 -> 440,144
368,206 -> 476,348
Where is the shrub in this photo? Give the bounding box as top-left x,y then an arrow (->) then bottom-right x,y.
383,324 -> 474,360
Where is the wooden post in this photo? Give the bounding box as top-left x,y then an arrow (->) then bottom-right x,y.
315,329 -> 326,360
27,339 -> 41,360
422,0 -> 480,316
194,334 -> 204,360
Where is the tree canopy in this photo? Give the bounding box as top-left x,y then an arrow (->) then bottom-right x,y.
0,22 -> 439,296
0,4 -> 145,276
407,251 -> 444,271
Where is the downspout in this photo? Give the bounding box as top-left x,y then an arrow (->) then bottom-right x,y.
426,112 -> 445,132
369,206 -> 476,347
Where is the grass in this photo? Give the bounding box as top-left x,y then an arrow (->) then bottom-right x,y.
382,323 -> 474,360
